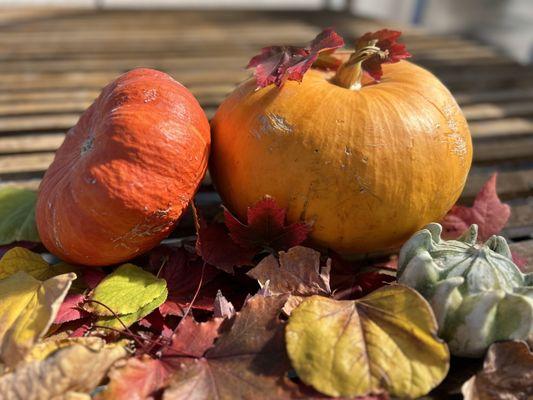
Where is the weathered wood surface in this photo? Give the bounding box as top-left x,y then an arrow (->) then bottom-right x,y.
0,8 -> 531,254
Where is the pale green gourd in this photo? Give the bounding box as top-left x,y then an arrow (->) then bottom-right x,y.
397,223 -> 533,357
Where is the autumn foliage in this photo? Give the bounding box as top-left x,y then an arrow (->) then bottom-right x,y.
0,27 -> 529,400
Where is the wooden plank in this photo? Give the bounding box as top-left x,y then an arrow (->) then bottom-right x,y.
0,25 -> 318,44
455,88 -> 533,105
0,98 -> 226,117
0,107 -> 217,133
503,197 -> 533,240
0,84 -> 233,105
0,39 -> 496,61
0,53 -> 519,77
469,118 -> 533,138
0,71 -> 247,91
462,102 -> 533,121
474,136 -> 533,164
0,132 -> 63,154
462,168 -> 533,201
0,89 -> 98,104
0,178 -> 41,189
0,56 -> 251,74
0,152 -> 54,174
0,114 -> 79,133
0,101 -> 90,117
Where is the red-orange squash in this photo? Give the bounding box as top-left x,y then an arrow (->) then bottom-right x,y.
210,30 -> 472,255
36,68 -> 210,266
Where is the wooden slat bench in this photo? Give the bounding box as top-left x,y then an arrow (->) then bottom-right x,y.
0,8 -> 531,265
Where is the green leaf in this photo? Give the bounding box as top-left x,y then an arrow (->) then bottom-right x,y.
96,290 -> 168,330
0,187 -> 40,245
87,263 -> 168,329
285,284 -> 450,398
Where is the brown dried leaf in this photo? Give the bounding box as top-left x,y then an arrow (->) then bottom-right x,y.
0,338 -> 127,400
247,246 -> 331,314
462,341 -> 533,400
162,294 -> 299,400
247,246 -> 331,296
213,290 -> 235,319
100,316 -> 224,400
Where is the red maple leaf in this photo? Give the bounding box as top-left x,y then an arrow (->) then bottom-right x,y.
69,322 -> 91,338
54,293 -> 89,325
441,173 -> 510,242
193,205 -> 255,274
329,253 -> 397,300
147,244 -> 258,315
224,196 -> 312,252
356,29 -> 411,81
247,28 -> 344,88
137,308 -> 174,338
146,245 -> 220,315
82,268 -> 106,289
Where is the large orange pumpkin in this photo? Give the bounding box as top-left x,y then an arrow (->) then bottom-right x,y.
210,29 -> 472,254
36,68 -> 210,266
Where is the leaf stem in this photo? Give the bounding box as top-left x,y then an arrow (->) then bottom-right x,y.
86,299 -> 150,353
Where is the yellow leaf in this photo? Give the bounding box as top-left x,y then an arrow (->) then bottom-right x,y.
0,338 -> 127,399
0,247 -> 49,280
285,285 -> 450,398
0,271 -> 76,368
24,337 -> 104,364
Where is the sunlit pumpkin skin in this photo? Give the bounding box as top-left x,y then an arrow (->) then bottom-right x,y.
36,68 -> 210,266
210,61 -> 472,254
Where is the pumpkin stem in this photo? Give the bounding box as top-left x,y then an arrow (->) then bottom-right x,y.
331,42 -> 385,90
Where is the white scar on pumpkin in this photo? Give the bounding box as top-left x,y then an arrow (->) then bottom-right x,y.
112,207 -> 173,249
142,88 -> 158,103
252,113 -> 293,139
442,103 -> 467,159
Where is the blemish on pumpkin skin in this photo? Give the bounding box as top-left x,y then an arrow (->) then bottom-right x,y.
80,137 -> 94,156
143,88 -> 158,103
111,208 -> 173,249
252,113 -> 293,139
355,174 -> 379,200
436,102 -> 468,160
50,206 -> 64,252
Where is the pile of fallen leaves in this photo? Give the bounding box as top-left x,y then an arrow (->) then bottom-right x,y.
0,173 -> 531,400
